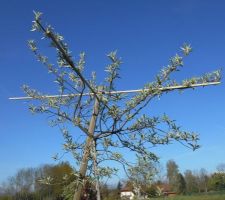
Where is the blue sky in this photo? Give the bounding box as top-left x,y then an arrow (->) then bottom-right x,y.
1,0 -> 225,183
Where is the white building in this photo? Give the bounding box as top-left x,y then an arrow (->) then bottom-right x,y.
120,189 -> 135,200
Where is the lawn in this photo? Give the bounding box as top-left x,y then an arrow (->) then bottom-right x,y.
150,193 -> 225,200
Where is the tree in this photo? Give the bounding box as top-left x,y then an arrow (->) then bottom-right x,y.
217,163 -> 225,173
166,161 -> 186,194
14,168 -> 35,198
1,177 -> 17,197
196,168 -> 209,193
184,170 -> 198,194
1,162 -> 74,200
100,183 -> 109,200
175,173 -> 186,194
208,172 -> 225,191
155,163 -> 166,184
166,160 -> 179,191
199,168 -> 209,192
12,11 -> 221,200
128,157 -> 158,198
2,167 -> 36,199
117,181 -> 122,191
36,162 -> 74,199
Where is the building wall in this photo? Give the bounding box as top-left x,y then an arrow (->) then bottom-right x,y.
120,191 -> 135,200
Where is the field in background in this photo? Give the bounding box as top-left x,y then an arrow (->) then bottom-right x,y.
150,192 -> 225,200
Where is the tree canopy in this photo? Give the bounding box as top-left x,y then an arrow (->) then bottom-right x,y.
11,11 -> 221,200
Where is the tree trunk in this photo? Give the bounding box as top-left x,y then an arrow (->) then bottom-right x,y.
73,98 -> 99,200
92,140 -> 101,200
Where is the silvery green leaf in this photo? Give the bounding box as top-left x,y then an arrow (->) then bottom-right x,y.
181,43 -> 192,56
33,10 -> 42,20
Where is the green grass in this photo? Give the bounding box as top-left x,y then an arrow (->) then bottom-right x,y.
150,193 -> 225,200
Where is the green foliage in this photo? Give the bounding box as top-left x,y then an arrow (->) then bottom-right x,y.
149,192 -> 225,200
101,188 -> 120,200
0,162 -> 75,200
167,160 -> 179,191
0,196 -> 13,200
145,185 -> 158,197
176,173 -> 186,194
184,170 -> 199,194
208,172 -> 225,191
116,181 -> 122,191
128,156 -> 158,196
166,160 -> 187,194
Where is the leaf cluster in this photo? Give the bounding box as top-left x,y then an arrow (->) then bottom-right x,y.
24,11 -> 221,184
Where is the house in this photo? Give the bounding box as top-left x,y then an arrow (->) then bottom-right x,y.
164,191 -> 177,197
156,183 -> 177,197
120,188 -> 135,200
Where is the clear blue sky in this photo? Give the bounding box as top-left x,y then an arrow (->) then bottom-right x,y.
1,0 -> 225,183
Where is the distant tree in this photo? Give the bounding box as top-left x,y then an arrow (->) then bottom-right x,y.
36,162 -> 74,199
100,183 -> 110,200
166,160 -> 179,191
128,156 -> 158,198
17,11 -> 221,200
117,181 -> 122,191
15,167 -> 35,194
197,168 -> 209,193
208,172 -> 225,191
217,163 -> 225,173
199,168 -> 209,192
2,167 -> 36,199
155,163 -> 166,183
34,164 -> 53,198
1,177 -> 16,196
101,186 -> 120,200
175,173 -> 186,194
184,170 -> 198,194
145,185 -> 158,198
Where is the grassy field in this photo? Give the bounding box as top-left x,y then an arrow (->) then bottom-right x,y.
150,193 -> 225,200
